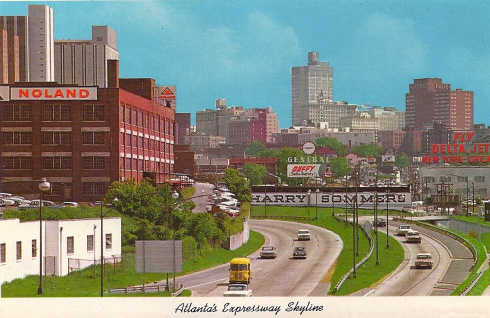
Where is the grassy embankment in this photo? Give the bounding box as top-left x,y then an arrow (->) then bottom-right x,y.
1,230 -> 265,297
251,205 -> 404,295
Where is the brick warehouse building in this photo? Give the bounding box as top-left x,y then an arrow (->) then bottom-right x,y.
0,64 -> 176,203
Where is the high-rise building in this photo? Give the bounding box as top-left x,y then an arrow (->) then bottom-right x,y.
405,78 -> 473,131
0,14 -> 28,82
54,26 -> 119,88
291,52 -> 333,125
27,5 -> 54,82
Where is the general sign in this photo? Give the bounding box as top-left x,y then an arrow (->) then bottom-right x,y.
10,87 -> 98,100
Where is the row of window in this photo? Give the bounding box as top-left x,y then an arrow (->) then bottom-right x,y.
120,157 -> 171,173
0,234 -> 112,264
3,156 -> 107,170
121,132 -> 173,153
120,104 -> 175,136
423,176 -> 486,183
2,104 -> 105,122
2,131 -> 105,145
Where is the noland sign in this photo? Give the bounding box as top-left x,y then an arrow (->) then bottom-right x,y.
287,164 -> 321,178
135,240 -> 182,273
10,87 -> 97,100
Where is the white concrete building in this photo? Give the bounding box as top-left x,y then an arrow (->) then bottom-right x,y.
28,5 -> 55,82
0,217 -> 121,290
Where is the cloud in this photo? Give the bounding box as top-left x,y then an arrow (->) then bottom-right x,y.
120,3 -> 300,85
355,13 -> 428,75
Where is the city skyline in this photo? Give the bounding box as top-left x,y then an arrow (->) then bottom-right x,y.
1,1 -> 488,128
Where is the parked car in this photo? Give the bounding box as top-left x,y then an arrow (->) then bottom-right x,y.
415,253 -> 433,269
0,198 -> 16,206
62,201 -> 79,208
405,230 -> 422,243
297,229 -> 311,241
292,246 -> 307,259
396,224 -> 412,236
373,217 -> 386,227
223,284 -> 252,297
18,200 -> 59,210
259,246 -> 277,259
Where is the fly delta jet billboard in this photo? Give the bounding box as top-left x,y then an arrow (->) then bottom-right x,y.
252,189 -> 412,210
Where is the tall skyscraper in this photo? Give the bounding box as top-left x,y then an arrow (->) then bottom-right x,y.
291,52 -> 333,125
405,78 -> 473,131
27,5 -> 54,82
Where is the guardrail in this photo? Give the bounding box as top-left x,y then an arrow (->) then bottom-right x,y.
109,283 -> 184,295
332,215 -> 374,293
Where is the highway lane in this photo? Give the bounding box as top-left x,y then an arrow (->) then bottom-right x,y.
353,217 -> 472,296
174,219 -> 343,297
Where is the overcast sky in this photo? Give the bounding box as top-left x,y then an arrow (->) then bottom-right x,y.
2,1 -> 489,128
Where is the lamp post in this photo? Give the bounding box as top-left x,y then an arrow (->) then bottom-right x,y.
100,197 -> 118,297
307,189 -> 311,218
315,189 -> 319,220
37,178 -> 51,295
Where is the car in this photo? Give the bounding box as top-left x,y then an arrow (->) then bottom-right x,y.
259,246 -> 277,259
405,230 -> 422,243
62,201 -> 79,208
0,198 -> 16,206
223,284 -> 252,297
373,217 -> 386,227
415,253 -> 433,269
396,224 -> 412,236
297,229 -> 311,241
293,246 -> 307,259
18,200 -> 59,210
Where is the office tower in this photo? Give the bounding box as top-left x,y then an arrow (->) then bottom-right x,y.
291,52 -> 333,125
405,78 -> 473,131
55,26 -> 119,87
28,5 -> 54,82
0,15 -> 28,82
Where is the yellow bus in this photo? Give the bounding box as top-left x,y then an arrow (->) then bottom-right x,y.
229,257 -> 251,284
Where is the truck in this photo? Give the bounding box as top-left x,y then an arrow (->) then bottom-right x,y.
396,224 -> 412,236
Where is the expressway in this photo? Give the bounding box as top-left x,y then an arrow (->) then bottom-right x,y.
174,219 -> 343,297
353,217 -> 473,296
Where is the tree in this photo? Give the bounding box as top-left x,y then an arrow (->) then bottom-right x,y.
328,156 -> 350,178
245,140 -> 267,157
222,168 -> 252,203
275,147 -> 305,186
315,137 -> 345,156
395,153 -> 410,168
351,143 -> 383,157
241,162 -> 266,185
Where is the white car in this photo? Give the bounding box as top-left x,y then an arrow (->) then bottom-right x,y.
62,201 -> 79,208
223,284 -> 252,297
259,246 -> 277,259
396,224 -> 412,236
297,229 -> 311,241
415,253 -> 433,269
405,230 -> 422,243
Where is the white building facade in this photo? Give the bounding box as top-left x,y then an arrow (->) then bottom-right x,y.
28,5 -> 55,82
0,217 -> 121,291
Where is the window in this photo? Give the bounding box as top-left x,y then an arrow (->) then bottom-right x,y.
3,157 -> 32,170
42,105 -> 71,121
2,104 -> 31,121
475,176 -> 485,183
82,132 -> 105,145
67,236 -> 74,254
42,131 -> 71,145
83,182 -> 105,196
42,157 -> 72,170
87,235 -> 94,252
16,241 -> 22,260
83,105 -> 105,121
32,239 -> 37,258
82,157 -> 105,170
105,234 -> 112,249
0,243 -> 5,263
2,131 -> 32,145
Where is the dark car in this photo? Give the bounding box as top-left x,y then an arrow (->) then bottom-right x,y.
373,217 -> 386,227
292,246 -> 307,259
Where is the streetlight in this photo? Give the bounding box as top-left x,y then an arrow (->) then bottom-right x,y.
100,197 -> 117,297
37,178 -> 51,295
307,189 -> 311,218
315,189 -> 319,220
